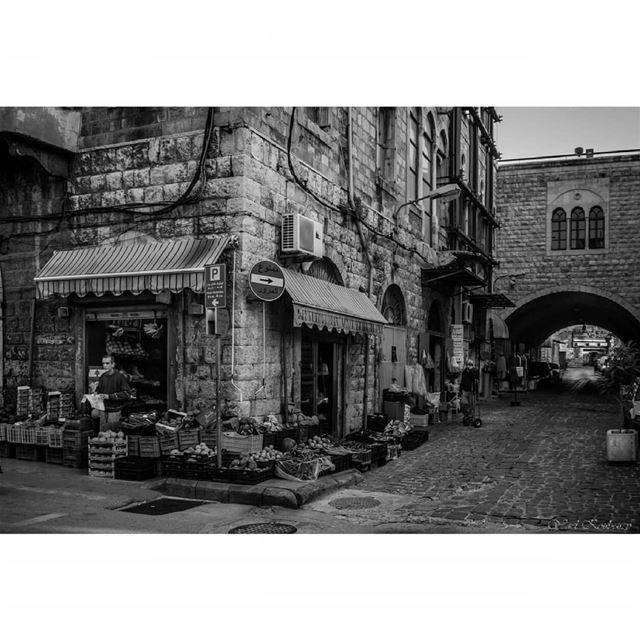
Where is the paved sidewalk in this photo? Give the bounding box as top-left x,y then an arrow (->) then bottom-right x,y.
357,379 -> 640,532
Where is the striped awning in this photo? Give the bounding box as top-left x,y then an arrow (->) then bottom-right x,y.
35,235 -> 230,298
283,269 -> 387,336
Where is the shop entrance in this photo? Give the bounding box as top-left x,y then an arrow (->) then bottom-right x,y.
85,306 -> 170,412
300,328 -> 344,437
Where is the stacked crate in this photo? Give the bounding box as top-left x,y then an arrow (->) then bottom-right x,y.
62,429 -> 91,468
46,425 -> 65,464
60,392 -> 75,419
17,386 -> 30,418
28,388 -> 44,416
46,392 -> 61,421
88,437 -> 128,478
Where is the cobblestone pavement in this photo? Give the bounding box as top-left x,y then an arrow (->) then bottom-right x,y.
354,368 -> 640,533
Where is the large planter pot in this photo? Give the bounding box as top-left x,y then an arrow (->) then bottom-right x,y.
606,429 -> 638,463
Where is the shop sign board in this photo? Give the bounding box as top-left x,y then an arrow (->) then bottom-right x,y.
451,324 -> 464,366
249,260 -> 285,302
204,263 -> 227,309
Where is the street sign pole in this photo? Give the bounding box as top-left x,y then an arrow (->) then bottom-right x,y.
215,307 -> 222,468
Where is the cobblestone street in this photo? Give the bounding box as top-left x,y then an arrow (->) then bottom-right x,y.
353,367 -> 640,532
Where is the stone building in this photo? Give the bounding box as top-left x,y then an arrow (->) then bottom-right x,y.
0,106 -> 500,435
496,149 -> 640,351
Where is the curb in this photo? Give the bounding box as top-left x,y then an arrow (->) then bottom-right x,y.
155,469 -> 363,509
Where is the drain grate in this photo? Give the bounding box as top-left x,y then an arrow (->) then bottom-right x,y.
119,498 -> 208,516
228,522 -> 297,534
329,496 -> 381,510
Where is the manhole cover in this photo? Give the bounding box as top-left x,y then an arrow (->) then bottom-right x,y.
228,522 -> 297,534
329,496 -> 381,510
119,498 -> 208,515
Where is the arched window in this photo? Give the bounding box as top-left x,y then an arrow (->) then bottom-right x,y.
570,207 -> 586,250
381,284 -> 406,326
551,208 -> 567,250
306,258 -> 343,285
589,206 -> 605,249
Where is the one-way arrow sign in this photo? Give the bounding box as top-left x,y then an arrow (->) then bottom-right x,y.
249,260 -> 285,301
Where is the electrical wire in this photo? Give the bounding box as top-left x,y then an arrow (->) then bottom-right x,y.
286,107 -> 343,216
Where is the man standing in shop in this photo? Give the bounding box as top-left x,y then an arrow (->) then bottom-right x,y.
460,358 -> 479,425
90,355 -> 135,427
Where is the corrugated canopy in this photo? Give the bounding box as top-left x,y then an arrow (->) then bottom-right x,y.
422,265 -> 486,288
283,269 -> 387,336
470,293 -> 516,308
35,235 -> 230,298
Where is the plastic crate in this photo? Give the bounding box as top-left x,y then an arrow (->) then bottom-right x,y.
401,430 -> 429,451
181,459 -> 215,480
16,443 -> 38,461
45,446 -> 64,464
330,452 -> 352,473
62,451 -> 88,468
230,466 -> 273,485
160,456 -> 184,478
351,449 -> 372,466
114,466 -> 157,481
6,424 -> 22,444
369,443 -> 388,467
34,425 -> 50,446
63,429 -> 91,450
177,428 -> 201,450
221,432 -> 263,455
157,432 -> 179,455
138,436 -> 161,458
127,435 -> 140,457
0,441 -> 16,458
47,427 -> 64,448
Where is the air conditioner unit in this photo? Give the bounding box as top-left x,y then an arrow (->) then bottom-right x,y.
462,302 -> 473,324
281,212 -> 324,258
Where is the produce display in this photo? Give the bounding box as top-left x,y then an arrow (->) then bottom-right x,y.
229,445 -> 284,470
169,442 -> 216,460
384,420 -> 412,437
105,336 -> 149,358
88,431 -> 128,478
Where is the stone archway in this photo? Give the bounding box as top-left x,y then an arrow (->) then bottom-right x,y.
505,285 -> 640,346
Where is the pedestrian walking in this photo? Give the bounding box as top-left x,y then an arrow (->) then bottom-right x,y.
460,358 -> 479,424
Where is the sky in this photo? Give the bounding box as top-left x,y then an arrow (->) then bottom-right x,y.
495,107 -> 640,160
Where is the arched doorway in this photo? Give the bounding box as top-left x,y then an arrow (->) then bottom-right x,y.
505,286 -> 640,348
378,284 -> 408,406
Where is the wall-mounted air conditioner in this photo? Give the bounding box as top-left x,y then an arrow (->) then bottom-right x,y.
281,212 -> 324,259
462,302 -> 473,324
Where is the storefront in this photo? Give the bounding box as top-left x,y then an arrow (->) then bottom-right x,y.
34,235 -> 231,412
282,268 -> 387,438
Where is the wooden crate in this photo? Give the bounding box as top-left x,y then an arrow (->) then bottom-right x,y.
177,428 -> 201,450
221,431 -> 263,455
138,436 -> 161,458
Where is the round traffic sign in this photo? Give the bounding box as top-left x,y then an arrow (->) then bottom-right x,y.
249,260 -> 286,301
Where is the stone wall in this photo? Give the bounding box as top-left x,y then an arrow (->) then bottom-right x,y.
496,154 -> 640,330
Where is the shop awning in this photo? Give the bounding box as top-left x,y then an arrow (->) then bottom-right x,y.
283,269 -> 388,336
487,310 -> 510,340
470,293 -> 516,308
422,265 -> 486,288
34,235 -> 231,298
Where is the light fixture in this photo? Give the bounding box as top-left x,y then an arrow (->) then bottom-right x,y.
393,183 -> 462,219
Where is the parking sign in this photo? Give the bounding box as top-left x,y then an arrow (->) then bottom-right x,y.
204,263 -> 227,309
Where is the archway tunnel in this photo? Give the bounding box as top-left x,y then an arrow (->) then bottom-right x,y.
505,291 -> 640,348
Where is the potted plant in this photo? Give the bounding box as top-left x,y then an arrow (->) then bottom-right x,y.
598,341 -> 640,463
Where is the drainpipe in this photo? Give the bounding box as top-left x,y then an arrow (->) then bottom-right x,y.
348,107 -> 373,431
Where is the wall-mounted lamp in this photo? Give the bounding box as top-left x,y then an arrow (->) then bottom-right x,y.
393,183 -> 462,219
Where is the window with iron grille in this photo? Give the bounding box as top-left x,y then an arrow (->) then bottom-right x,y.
551,207 -> 567,250
570,207 -> 586,250
589,206 -> 605,249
